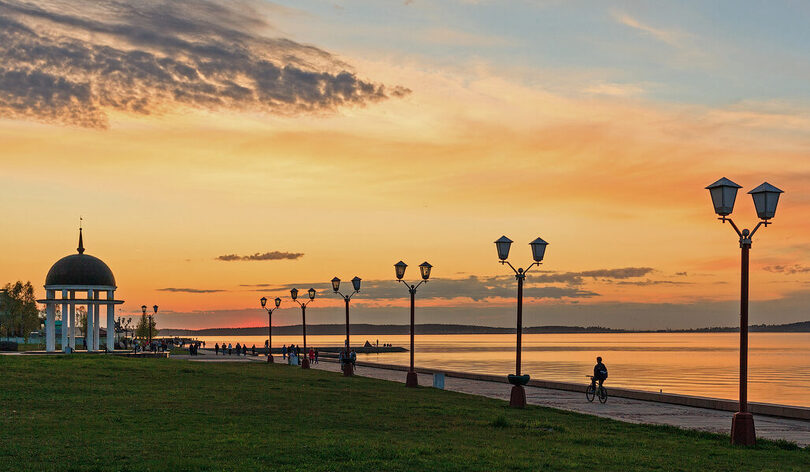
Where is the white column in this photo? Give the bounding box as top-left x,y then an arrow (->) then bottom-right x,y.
46,290 -> 55,352
61,290 -> 68,352
69,291 -> 76,350
106,290 -> 115,352
93,291 -> 100,351
86,289 -> 94,351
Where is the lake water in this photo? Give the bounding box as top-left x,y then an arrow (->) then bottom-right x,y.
194,332 -> 810,407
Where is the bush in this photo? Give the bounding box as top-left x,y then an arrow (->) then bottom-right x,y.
0,341 -> 18,351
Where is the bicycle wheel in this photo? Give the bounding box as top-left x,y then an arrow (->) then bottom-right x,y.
586,384 -> 595,402
598,386 -> 608,403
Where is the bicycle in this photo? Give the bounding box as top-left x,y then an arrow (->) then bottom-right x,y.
585,375 -> 608,403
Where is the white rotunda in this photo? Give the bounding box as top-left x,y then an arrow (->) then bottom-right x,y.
39,229 -> 124,352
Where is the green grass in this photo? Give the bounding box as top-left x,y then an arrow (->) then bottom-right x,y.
0,356 -> 805,471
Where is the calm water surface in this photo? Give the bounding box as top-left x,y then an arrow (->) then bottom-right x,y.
195,332 -> 810,407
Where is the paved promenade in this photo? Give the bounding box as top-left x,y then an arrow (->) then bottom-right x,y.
185,351 -> 810,446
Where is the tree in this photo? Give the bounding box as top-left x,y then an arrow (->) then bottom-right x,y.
0,281 -> 40,341
134,314 -> 158,340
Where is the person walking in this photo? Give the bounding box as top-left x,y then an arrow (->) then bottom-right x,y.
252,344 -> 256,356
309,348 -> 315,364
228,343 -> 233,355
235,343 -> 241,356
214,343 -> 219,356
314,348 -> 319,364
282,344 -> 287,360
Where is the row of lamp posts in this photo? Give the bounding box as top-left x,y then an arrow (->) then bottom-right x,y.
252,178 -> 782,446
260,288 -> 318,367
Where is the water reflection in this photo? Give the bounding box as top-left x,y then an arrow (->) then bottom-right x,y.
195,332 -> 810,407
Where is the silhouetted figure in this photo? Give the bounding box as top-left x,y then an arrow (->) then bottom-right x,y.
592,356 -> 608,388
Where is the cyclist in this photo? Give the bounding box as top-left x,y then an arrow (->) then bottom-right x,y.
592,356 -> 608,388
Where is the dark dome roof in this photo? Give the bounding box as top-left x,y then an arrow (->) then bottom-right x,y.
45,253 -> 116,287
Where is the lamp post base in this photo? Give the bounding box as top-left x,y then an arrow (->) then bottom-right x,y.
731,412 -> 756,446
301,358 -> 310,369
266,354 -> 274,364
406,371 -> 418,388
509,385 -> 526,408
342,363 -> 354,376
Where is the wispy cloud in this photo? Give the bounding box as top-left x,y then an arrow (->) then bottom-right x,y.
216,251 -> 304,262
583,82 -> 646,97
763,264 -> 810,275
614,279 -> 692,286
531,267 -> 655,285
611,11 -> 683,47
0,0 -> 409,128
261,276 -> 598,302
247,267 -> 654,302
157,287 -> 227,293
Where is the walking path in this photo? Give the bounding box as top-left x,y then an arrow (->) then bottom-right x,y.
183,351 -> 810,446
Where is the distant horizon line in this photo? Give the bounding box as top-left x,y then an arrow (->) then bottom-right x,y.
158,320 -> 810,335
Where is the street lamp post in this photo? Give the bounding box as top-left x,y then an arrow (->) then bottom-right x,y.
151,305 -> 158,345
260,296 -> 282,363
141,305 -> 158,348
331,276 -> 361,376
141,305 -> 146,343
394,261 -> 433,387
290,287 -> 317,369
495,235 -> 548,408
706,177 -> 783,446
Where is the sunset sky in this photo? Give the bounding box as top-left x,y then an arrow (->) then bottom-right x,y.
2,1 -> 810,330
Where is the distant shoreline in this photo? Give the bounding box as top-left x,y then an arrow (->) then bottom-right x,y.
159,321 -> 810,337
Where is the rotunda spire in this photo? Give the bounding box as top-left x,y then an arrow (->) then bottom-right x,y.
77,220 -> 84,254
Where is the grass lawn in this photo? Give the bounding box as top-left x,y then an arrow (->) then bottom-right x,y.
0,356 -> 806,471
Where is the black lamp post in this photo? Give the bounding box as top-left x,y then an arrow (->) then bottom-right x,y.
140,305 -> 148,344
260,296 -> 282,363
152,305 -> 158,345
495,235 -> 548,408
291,287 -> 317,369
394,261 -> 433,387
331,276 -> 361,376
706,177 -> 783,446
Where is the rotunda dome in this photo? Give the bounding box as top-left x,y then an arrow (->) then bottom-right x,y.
44,229 -> 116,287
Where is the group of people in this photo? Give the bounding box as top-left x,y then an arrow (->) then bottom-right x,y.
282,344 -> 319,364
187,342 -> 203,356
214,342 -> 256,356
133,339 -> 169,353
338,348 -> 357,368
